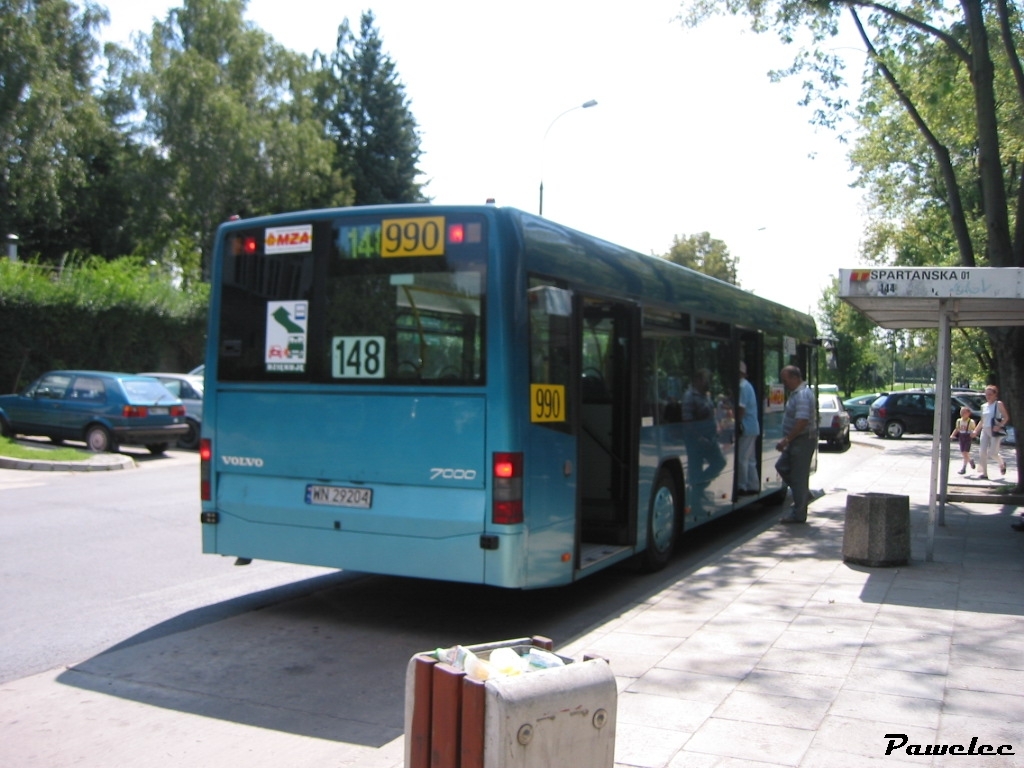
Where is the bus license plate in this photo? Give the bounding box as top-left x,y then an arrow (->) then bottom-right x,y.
305,484 -> 373,509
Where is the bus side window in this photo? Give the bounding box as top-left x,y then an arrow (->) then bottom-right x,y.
528,280 -> 572,430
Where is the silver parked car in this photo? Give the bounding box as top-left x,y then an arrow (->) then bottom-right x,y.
818,393 -> 851,449
140,373 -> 204,450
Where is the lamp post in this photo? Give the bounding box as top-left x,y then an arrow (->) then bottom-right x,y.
539,99 -> 597,216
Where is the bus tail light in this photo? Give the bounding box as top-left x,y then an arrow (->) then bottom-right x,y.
492,452 -> 523,525
200,438 -> 212,501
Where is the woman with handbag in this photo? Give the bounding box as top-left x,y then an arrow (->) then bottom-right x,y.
971,385 -> 1010,479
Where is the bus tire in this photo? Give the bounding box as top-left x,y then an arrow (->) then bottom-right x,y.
642,470 -> 680,572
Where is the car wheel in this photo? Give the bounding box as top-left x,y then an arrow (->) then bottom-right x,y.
885,421 -> 905,439
178,418 -> 200,450
85,424 -> 116,452
642,470 -> 681,572
146,443 -> 170,455
854,416 -> 869,431
0,416 -> 11,438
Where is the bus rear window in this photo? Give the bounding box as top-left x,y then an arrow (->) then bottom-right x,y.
216,214 -> 487,385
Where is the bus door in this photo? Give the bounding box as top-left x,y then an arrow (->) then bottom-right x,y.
525,281 -> 578,587
577,296 -> 640,569
524,284 -> 639,585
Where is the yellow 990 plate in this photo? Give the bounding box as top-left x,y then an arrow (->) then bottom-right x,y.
381,216 -> 445,257
531,384 -> 566,423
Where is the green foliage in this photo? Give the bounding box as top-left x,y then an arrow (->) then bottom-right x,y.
0,258 -> 207,392
680,1 -> 1023,492
3,0 -> 423,273
0,0 -> 123,261
315,11 -> 426,205
659,232 -> 740,285
817,277 -> 882,396
137,0 -> 347,262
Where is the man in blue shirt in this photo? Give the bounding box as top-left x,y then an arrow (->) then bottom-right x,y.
775,365 -> 817,523
736,361 -> 760,494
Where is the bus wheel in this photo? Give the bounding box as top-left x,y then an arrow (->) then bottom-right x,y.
642,471 -> 680,572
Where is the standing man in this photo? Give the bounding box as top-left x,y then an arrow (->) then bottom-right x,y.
736,361 -> 760,495
775,365 -> 816,523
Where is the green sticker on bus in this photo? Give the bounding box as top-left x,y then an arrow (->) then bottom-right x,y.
531,384 -> 565,423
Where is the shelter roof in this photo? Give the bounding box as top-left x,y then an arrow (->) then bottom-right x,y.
839,267 -> 1024,329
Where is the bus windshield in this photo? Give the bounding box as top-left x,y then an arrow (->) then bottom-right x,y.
216,214 -> 487,385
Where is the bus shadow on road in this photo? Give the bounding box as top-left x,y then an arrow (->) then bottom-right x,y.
55,502 -> 784,746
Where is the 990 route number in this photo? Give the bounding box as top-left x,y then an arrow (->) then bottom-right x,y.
530,384 -> 565,423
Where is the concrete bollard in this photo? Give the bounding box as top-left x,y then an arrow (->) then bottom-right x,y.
842,492 -> 910,567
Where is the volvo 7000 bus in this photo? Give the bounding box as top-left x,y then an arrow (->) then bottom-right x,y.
200,205 -> 818,588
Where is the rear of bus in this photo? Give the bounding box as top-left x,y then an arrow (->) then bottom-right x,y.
200,206 -> 525,586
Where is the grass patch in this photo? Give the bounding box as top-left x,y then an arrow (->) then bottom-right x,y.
0,435 -> 94,462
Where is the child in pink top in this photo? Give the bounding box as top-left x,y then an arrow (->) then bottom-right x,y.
951,406 -> 976,475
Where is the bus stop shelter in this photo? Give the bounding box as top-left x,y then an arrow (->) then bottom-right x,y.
839,267 -> 1024,561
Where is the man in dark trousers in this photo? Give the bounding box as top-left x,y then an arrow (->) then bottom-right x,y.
775,365 -> 816,523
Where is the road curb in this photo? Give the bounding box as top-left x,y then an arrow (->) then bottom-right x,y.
0,454 -> 136,471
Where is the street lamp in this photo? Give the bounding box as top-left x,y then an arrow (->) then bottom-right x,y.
539,99 -> 598,216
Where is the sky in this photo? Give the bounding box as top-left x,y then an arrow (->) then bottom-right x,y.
97,0 -> 872,315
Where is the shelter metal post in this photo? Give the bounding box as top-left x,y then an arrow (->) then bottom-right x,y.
927,300 -> 953,562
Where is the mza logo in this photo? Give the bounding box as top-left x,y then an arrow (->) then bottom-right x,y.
265,225 -> 313,254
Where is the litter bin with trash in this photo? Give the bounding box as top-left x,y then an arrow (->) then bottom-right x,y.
404,635 -> 616,768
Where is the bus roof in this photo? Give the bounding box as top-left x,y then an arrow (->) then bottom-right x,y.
216,203 -> 816,340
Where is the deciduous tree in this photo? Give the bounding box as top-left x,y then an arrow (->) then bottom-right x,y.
660,232 -> 740,284
137,0 -> 346,264
0,0 -> 123,262
680,0 -> 1024,488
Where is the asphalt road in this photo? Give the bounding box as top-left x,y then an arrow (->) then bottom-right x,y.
0,439 -> 877,747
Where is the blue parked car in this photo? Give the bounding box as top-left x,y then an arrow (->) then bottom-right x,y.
0,370 -> 188,454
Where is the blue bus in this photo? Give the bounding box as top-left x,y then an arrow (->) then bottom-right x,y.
200,205 -> 818,588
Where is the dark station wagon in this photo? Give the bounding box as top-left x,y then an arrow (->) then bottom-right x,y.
0,370 -> 188,453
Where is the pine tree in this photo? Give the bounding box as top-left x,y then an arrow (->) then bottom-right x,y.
317,11 -> 426,205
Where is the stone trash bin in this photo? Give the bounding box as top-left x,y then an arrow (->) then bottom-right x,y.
842,492 -> 911,567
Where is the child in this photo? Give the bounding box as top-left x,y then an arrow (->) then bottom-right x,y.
951,406 -> 976,475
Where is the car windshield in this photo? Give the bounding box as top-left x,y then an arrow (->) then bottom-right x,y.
123,379 -> 176,403
953,393 -> 982,408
